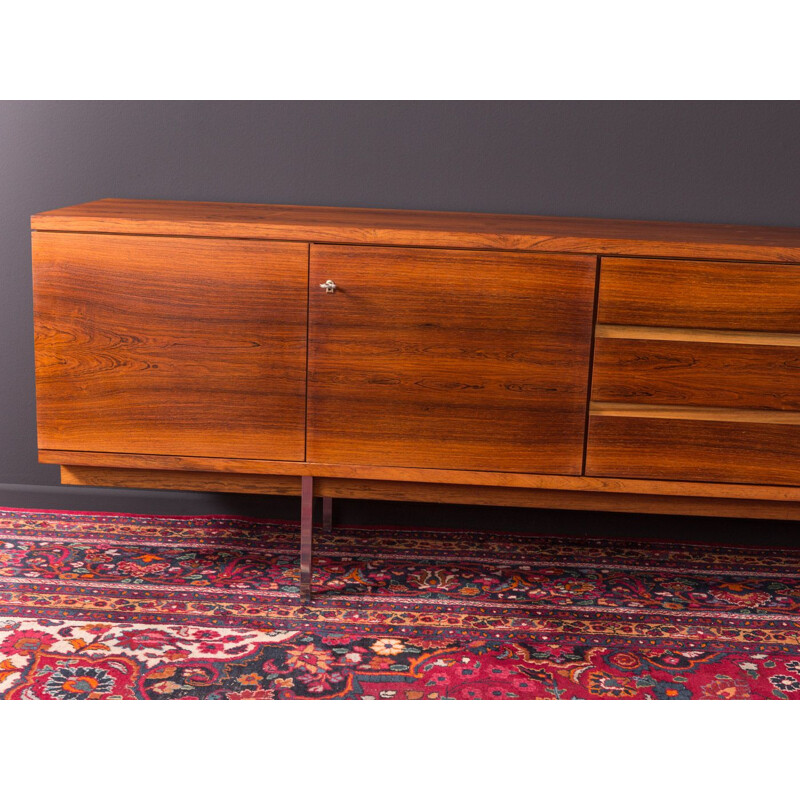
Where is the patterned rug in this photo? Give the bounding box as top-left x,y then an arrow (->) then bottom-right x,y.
1,507 -> 800,699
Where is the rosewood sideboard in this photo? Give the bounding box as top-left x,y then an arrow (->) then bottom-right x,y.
30,199 -> 800,601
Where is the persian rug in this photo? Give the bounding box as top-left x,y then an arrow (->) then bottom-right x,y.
1,507 -> 799,699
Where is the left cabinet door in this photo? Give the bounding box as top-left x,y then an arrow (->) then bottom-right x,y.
32,232 -> 309,461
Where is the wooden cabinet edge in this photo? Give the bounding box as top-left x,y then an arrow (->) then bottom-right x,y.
61,467 -> 800,521
315,480 -> 800,520
27,224 -> 800,263
29,201 -> 800,263
61,466 -> 301,495
47,451 -> 800,503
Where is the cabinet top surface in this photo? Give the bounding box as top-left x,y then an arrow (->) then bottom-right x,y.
31,198 -> 800,262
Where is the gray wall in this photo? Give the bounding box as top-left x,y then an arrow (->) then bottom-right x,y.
3,101 -> 800,532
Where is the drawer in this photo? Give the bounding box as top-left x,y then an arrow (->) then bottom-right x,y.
592,335 -> 800,410
588,256 -> 800,486
598,257 -> 800,331
586,414 -> 800,486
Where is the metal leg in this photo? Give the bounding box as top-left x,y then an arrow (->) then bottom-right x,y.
322,496 -> 333,534
300,475 -> 313,604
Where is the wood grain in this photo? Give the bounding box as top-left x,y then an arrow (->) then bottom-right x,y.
40,448 -> 800,502
61,466 -> 301,495
32,201 -> 800,521
33,232 -> 309,460
61,465 -> 800,521
595,324 -> 800,347
31,198 -> 800,262
590,403 -> 800,424
313,478 -> 800,520
586,415 -> 800,485
598,258 -> 800,331
592,337 -> 800,410
307,245 -> 597,473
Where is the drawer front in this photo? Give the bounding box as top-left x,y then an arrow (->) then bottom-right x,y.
588,415 -> 800,486
587,256 -> 800,485
598,257 -> 800,331
592,336 -> 800,411
33,232 -> 309,461
307,245 -> 597,473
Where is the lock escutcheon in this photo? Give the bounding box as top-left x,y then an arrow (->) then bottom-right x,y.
320,280 -> 337,294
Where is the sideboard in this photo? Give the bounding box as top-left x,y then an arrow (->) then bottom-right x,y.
31,199 -> 800,601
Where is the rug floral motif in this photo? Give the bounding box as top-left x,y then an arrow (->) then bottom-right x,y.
1,508 -> 800,699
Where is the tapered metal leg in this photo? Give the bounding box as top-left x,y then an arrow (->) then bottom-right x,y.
322,496 -> 333,534
300,475 -> 313,604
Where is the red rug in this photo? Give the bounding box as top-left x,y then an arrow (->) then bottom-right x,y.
1,507 -> 799,699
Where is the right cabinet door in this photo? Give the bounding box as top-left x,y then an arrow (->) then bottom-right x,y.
307,245 -> 597,474
586,257 -> 800,485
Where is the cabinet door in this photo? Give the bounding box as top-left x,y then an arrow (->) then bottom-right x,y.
33,232 -> 308,461
307,245 -> 597,473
